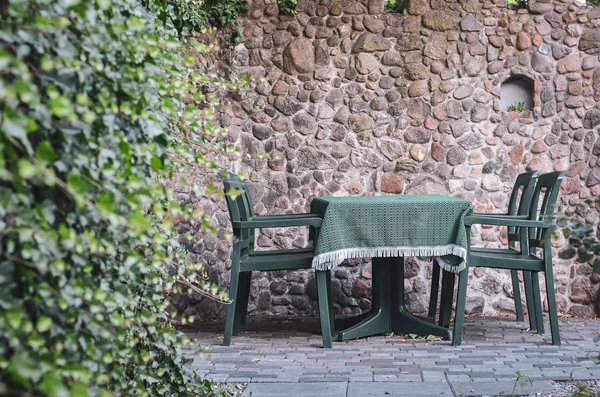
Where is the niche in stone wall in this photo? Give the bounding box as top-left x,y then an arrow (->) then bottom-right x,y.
500,75 -> 534,113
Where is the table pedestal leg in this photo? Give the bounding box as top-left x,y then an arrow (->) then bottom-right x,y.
338,257 -> 391,341
338,257 -> 452,342
390,257 -> 451,340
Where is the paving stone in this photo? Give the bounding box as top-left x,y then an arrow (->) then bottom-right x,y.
347,381 -> 454,396
242,382 -> 347,396
450,380 -> 556,396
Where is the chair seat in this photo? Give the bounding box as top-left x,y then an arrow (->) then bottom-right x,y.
240,248 -> 315,271
471,247 -> 519,254
469,250 -> 544,271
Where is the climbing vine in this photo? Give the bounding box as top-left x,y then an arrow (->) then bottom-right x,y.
0,0 -> 241,395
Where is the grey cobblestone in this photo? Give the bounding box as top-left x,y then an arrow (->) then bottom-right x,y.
186,317 -> 600,396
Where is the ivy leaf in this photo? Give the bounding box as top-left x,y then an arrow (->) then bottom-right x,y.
37,316 -> 53,332
40,370 -> 69,397
67,173 -> 89,195
36,141 -> 59,163
7,352 -> 41,386
18,159 -> 37,179
129,210 -> 151,232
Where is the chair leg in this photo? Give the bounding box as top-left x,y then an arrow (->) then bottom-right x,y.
452,267 -> 469,346
316,270 -> 333,348
240,272 -> 252,325
511,270 -> 525,322
544,267 -> 561,345
439,270 -> 455,329
233,272 -> 251,336
223,269 -> 241,346
428,260 -> 441,319
523,271 -> 537,332
530,271 -> 544,335
326,270 -> 335,335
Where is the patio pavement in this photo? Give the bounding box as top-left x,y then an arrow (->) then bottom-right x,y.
183,316 -> 600,396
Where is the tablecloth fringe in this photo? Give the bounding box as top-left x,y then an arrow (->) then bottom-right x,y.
311,244 -> 467,273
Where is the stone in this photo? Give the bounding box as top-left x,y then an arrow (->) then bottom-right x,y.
352,279 -> 370,298
453,85 -> 474,100
489,35 -> 505,48
509,145 -> 524,165
405,64 -> 429,80
447,146 -> 468,166
352,33 -> 390,52
579,28 -> 600,54
487,61 -> 504,74
409,144 -> 426,161
424,39 -> 447,60
351,148 -> 384,168
377,139 -> 404,161
404,175 -> 448,194
531,52 -> 554,73
460,14 -> 483,32
552,44 -> 571,60
516,32 -> 531,51
348,113 -> 374,132
252,124 -> 274,140
408,0 -> 429,15
470,104 -> 489,122
297,148 -> 337,170
557,54 -> 581,74
405,129 -> 432,144
283,39 -> 315,74
292,113 -> 318,135
422,11 -> 457,32
355,53 -> 378,74
586,168 -> 600,187
458,133 -> 483,150
584,109 -> 600,129
450,120 -> 471,138
408,81 -> 428,97
465,296 -> 485,314
381,173 -> 405,193
431,142 -> 445,161
465,59 -> 485,76
274,97 -> 305,116
363,16 -> 385,33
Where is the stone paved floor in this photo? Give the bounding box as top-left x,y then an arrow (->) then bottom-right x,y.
183,316 -> 600,396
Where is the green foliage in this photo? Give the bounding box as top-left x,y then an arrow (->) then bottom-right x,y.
204,0 -> 249,28
0,0 -> 239,396
278,0 -> 297,15
385,0 -> 405,13
506,101 -> 525,112
507,0 -> 528,9
589,0 -> 600,6
145,0 -> 248,33
570,384 -> 596,397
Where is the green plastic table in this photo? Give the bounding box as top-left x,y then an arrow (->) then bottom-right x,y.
310,195 -> 474,341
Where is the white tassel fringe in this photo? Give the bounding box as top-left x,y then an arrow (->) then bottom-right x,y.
312,244 -> 467,273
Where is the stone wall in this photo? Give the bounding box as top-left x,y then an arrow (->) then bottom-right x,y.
180,0 -> 600,321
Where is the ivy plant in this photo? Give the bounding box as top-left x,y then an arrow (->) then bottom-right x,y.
278,0 -> 297,15
0,0 -> 241,395
385,0 -> 405,13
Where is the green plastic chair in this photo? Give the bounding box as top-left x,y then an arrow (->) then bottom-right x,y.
221,172 -> 334,348
430,171 -> 541,329
452,171 -> 565,346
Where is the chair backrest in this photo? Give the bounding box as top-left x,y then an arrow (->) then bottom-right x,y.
221,172 -> 255,254
527,171 -> 565,249
507,171 -> 540,245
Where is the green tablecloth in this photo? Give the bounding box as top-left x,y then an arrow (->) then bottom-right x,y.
310,195 -> 473,273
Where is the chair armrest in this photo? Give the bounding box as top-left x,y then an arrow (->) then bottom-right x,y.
465,215 -> 549,228
473,212 -> 509,216
232,214 -> 323,229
